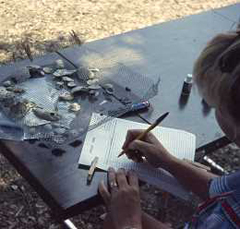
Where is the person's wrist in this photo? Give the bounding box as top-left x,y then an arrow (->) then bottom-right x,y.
159,153 -> 179,171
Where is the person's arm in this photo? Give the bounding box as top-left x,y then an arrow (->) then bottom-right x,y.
122,129 -> 218,200
162,157 -> 217,200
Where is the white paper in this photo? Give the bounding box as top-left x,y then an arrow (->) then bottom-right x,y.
79,113 -> 196,200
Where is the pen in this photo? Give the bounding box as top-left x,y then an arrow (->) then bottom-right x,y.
118,112 -> 169,158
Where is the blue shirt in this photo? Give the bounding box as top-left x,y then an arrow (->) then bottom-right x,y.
185,171 -> 240,228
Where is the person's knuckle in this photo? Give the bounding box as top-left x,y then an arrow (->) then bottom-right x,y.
131,187 -> 139,195
120,188 -> 129,195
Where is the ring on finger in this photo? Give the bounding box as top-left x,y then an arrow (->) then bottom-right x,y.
110,181 -> 118,188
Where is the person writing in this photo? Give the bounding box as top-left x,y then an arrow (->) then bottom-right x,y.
99,29 -> 240,229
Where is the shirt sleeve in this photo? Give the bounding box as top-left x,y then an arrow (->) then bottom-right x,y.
209,171 -> 240,197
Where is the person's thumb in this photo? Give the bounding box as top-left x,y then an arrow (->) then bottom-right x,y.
128,139 -> 153,156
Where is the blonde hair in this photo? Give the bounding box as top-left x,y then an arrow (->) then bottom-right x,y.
193,30 -> 240,123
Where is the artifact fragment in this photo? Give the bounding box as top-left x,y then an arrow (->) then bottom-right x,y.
67,82 -> 77,88
71,86 -> 89,95
69,103 -> 81,112
59,92 -> 74,101
55,59 -> 65,69
32,108 -> 61,121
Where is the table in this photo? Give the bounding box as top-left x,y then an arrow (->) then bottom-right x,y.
0,3 -> 239,221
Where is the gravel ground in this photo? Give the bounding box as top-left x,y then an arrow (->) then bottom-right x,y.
0,1 -> 240,228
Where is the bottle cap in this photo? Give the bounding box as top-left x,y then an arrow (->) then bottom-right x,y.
186,74 -> 193,83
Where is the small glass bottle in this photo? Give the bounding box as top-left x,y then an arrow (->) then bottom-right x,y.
181,74 -> 193,95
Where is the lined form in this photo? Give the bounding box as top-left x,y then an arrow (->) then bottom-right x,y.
79,113 -> 196,200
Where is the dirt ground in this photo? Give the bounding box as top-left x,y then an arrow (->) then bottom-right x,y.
0,0 -> 240,229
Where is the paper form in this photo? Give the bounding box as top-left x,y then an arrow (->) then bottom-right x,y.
79,113 -> 196,200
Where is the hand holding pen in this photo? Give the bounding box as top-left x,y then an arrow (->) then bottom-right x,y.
118,112 -> 174,167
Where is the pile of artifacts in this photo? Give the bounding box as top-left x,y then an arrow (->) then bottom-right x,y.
0,59 -> 118,144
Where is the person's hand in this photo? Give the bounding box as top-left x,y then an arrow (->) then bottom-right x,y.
99,168 -> 142,229
121,129 -> 176,168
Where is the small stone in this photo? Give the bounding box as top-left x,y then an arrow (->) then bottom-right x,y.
89,68 -> 100,73
99,213 -> 107,221
71,86 -> 89,95
51,148 -> 66,156
53,69 -> 76,77
13,87 -> 25,93
125,87 -> 131,92
43,67 -> 55,74
43,124 -> 52,131
89,90 -> 96,96
56,81 -> 64,89
99,100 -> 108,106
27,65 -> 44,77
103,84 -> 114,95
104,83 -> 113,89
69,130 -> 79,138
62,76 -> 74,82
88,85 -> 101,90
93,91 -> 100,97
233,157 -> 239,164
54,127 -> 66,135
88,71 -> 95,79
11,184 -> 18,191
27,139 -> 38,144
87,79 -> 99,85
38,143 -> 49,149
55,59 -> 65,69
3,80 -> 12,87
69,103 -> 81,112
59,92 -> 74,101
69,139 -> 82,147
105,87 -> 114,95
77,67 -> 95,80
6,86 -> 15,91
67,82 -> 77,88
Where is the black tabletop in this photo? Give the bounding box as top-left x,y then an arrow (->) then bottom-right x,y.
0,4 -> 239,220
59,4 -> 239,150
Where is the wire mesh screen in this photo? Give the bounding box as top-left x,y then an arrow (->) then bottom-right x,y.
0,47 -> 161,145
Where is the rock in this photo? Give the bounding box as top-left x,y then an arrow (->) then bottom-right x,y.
43,124 -> 52,131
51,148 -> 66,156
43,67 -> 55,74
69,103 -> 81,112
88,85 -> 101,90
12,87 -> 25,93
10,185 -> 18,191
87,79 -> 99,85
69,139 -> 82,147
54,59 -> 65,69
89,67 -> 100,73
56,81 -> 64,89
59,92 -> 74,101
3,80 -> 12,87
54,127 -> 66,135
53,69 -> 76,77
71,86 -> 89,95
103,83 -> 114,95
77,67 -> 94,80
62,76 -> 74,82
67,82 -> 77,88
38,143 -> 50,149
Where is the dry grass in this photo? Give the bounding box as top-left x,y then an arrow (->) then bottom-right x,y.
0,0 -> 238,63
